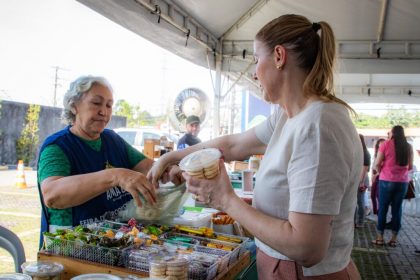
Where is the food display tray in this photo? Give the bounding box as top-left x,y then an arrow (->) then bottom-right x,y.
41,223 -> 249,280
121,244 -> 226,280
43,235 -> 123,267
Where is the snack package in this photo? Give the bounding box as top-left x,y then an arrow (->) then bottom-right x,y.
118,182 -> 187,223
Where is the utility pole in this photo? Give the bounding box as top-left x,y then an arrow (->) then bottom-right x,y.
52,66 -> 68,107
52,66 -> 60,107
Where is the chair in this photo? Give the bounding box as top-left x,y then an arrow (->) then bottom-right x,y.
0,225 -> 26,272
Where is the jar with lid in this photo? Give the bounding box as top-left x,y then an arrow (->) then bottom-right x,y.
21,261 -> 64,280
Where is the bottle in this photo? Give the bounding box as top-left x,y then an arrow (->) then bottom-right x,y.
248,155 -> 260,172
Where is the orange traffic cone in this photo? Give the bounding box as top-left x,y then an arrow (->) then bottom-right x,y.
15,160 -> 27,189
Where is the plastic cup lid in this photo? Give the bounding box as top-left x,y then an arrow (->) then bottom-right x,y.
179,148 -> 221,172
149,254 -> 189,266
21,261 -> 64,276
166,257 -> 189,267
0,274 -> 32,280
148,254 -> 168,266
71,274 -> 122,280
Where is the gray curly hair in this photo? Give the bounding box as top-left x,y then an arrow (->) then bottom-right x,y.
62,75 -> 113,124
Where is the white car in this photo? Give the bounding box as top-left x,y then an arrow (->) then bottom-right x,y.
113,127 -> 178,152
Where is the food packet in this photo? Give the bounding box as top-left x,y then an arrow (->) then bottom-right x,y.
118,182 -> 187,223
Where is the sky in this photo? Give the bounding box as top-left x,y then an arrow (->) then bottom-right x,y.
0,0 -> 215,116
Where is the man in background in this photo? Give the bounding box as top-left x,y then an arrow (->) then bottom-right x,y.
177,115 -> 201,150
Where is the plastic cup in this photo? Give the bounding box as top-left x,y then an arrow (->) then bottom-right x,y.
165,257 -> 188,279
21,261 -> 64,280
179,148 -> 222,179
149,257 -> 167,279
149,255 -> 189,279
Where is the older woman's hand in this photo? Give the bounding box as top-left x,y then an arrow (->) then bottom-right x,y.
147,156 -> 169,186
182,159 -> 236,210
116,169 -> 157,207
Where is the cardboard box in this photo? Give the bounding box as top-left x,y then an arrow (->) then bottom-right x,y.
229,161 -> 248,172
143,139 -> 161,159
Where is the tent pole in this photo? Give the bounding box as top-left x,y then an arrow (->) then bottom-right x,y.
213,53 -> 222,138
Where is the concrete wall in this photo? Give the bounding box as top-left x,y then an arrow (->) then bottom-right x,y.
0,100 -> 126,167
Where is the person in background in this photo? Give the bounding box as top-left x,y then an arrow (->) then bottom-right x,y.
371,138 -> 386,215
149,14 -> 362,279
372,125 -> 413,247
177,115 -> 201,150
37,76 -> 157,246
355,134 -> 370,228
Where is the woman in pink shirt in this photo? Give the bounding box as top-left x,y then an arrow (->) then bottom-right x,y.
372,125 -> 413,247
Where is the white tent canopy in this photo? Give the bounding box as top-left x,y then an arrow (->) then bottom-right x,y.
77,0 -> 420,106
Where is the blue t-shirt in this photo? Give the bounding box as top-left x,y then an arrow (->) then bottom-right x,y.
177,133 -> 201,150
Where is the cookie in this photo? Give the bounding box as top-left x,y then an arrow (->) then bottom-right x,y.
203,163 -> 219,179
187,170 -> 205,178
150,263 -> 167,277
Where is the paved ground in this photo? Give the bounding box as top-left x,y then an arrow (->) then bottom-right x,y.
0,170 -> 419,278
352,213 -> 420,279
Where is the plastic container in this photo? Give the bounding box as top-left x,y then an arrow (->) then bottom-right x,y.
71,274 -> 121,280
248,155 -> 260,171
213,223 -> 234,235
179,148 -> 221,179
241,170 -> 254,194
21,261 -> 64,280
0,274 -> 32,280
171,211 -> 212,228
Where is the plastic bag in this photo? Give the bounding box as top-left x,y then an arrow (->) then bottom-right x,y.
118,182 -> 187,223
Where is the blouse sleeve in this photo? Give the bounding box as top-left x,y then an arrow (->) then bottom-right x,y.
288,122 -> 357,215
254,106 -> 283,145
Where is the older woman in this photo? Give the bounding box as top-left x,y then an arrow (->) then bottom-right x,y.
37,76 -> 156,238
372,125 -> 413,247
149,14 -> 362,279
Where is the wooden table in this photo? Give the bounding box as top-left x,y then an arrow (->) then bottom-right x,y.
38,251 -> 250,280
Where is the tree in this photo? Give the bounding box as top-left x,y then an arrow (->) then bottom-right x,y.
16,104 -> 41,165
114,99 -> 132,119
114,99 -> 163,127
353,108 -> 420,129
384,109 -> 411,128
